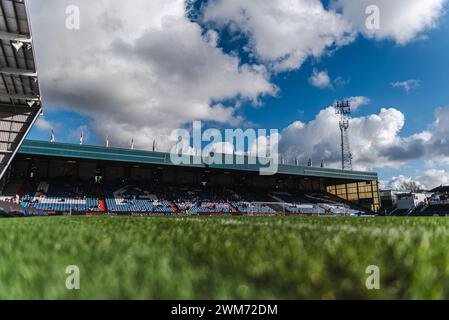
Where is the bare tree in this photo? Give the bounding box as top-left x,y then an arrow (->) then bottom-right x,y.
398,181 -> 423,192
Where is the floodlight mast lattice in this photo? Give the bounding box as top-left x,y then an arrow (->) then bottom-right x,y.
335,100 -> 353,171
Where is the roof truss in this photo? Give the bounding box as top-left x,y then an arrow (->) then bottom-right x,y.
0,0 -> 42,182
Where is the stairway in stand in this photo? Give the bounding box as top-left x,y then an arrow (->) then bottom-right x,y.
167,198 -> 179,215
229,202 -> 238,213
96,183 -> 107,213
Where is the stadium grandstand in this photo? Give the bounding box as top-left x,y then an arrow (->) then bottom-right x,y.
384,186 -> 449,216
0,140 -> 381,216
0,0 -> 42,182
406,186 -> 449,216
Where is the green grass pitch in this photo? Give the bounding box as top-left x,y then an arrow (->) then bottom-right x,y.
0,216 -> 447,299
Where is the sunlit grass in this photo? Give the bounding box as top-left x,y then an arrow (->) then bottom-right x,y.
0,216 -> 447,299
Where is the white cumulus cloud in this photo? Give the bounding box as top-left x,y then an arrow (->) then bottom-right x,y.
203,0 -> 355,72
309,70 -> 332,89
278,103 -> 446,171
418,170 -> 449,189
344,96 -> 371,111
203,0 -> 447,73
29,0 -> 276,150
333,0 -> 447,45
382,170 -> 449,190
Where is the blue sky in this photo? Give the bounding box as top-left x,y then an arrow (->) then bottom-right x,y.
28,0 -> 449,189
233,11 -> 449,135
